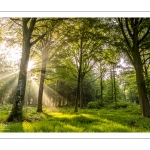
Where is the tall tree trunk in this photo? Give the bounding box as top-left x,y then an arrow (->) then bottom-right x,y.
7,20 -> 31,121
113,64 -> 117,104
58,98 -> 61,107
37,60 -> 47,112
118,18 -> 150,118
142,52 -> 150,101
7,18 -> 46,121
123,82 -> 126,100
133,29 -> 150,117
37,47 -> 48,112
27,81 -> 31,105
100,71 -> 103,104
74,37 -> 83,112
74,72 -> 80,112
110,69 -> 114,102
80,73 -> 84,109
134,50 -> 150,117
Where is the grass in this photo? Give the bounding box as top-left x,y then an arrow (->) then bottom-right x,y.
0,104 -> 150,132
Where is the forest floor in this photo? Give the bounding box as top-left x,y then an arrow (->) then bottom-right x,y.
0,104 -> 150,132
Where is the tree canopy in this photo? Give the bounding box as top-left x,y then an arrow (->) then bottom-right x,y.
0,17 -> 150,121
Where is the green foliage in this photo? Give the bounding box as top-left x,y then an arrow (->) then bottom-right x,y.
87,100 -> 104,109
0,104 -> 150,132
106,101 -> 131,109
87,101 -> 98,109
1,18 -> 150,125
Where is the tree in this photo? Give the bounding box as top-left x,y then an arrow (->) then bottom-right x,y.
36,19 -> 65,112
62,18 -> 106,112
7,18 -> 46,122
117,18 -> 150,117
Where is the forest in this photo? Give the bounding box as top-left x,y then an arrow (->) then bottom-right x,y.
0,18 -> 150,132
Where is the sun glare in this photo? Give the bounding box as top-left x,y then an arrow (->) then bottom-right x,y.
28,60 -> 34,71
5,47 -> 21,63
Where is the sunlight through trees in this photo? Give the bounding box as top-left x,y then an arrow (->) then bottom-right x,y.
0,17 -> 150,124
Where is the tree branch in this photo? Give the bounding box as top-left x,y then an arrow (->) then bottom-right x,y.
138,26 -> 150,44
138,18 -> 143,25
142,56 -> 150,65
117,18 -> 132,49
30,33 -> 46,47
29,18 -> 37,35
10,18 -> 22,27
122,46 -> 134,67
125,18 -> 133,40
22,18 -> 30,24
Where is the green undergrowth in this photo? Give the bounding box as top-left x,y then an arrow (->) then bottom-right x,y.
0,104 -> 150,132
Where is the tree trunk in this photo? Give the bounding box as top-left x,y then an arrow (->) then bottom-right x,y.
6,18 -> 47,121
123,83 -> 126,100
74,73 -> 80,112
74,37 -> 83,112
110,69 -> 114,102
7,23 -> 31,121
134,51 -> 150,117
113,65 -> 117,104
37,47 -> 48,112
80,73 -> 84,109
37,37 -> 49,112
58,98 -> 61,107
100,71 -> 103,104
142,52 -> 150,101
118,18 -> 150,117
37,60 -> 46,112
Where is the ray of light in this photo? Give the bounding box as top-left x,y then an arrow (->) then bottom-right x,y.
31,80 -> 67,108
0,72 -> 18,81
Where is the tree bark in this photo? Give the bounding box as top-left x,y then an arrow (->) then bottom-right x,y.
134,50 -> 150,117
74,72 -> 80,112
100,71 -> 103,104
37,59 -> 47,112
80,73 -> 84,109
58,98 -> 61,107
118,18 -> 150,117
113,64 -> 117,104
110,69 -> 114,102
37,38 -> 49,112
7,18 -> 46,121
7,19 -> 31,121
74,36 -> 83,112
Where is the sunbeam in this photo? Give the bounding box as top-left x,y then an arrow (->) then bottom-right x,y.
44,84 -> 67,107
30,80 -> 67,108
0,72 -> 18,81
0,74 -> 18,104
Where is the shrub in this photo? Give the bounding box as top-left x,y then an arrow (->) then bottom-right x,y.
106,101 -> 131,109
87,101 -> 104,109
87,101 -> 97,109
115,102 -> 130,109
97,100 -> 105,108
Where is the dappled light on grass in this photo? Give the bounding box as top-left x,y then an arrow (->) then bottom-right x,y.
1,104 -> 150,132
22,121 -> 34,132
5,123 -> 24,132
51,112 -> 75,119
89,118 -> 134,132
24,108 -> 150,132
0,123 -> 9,132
